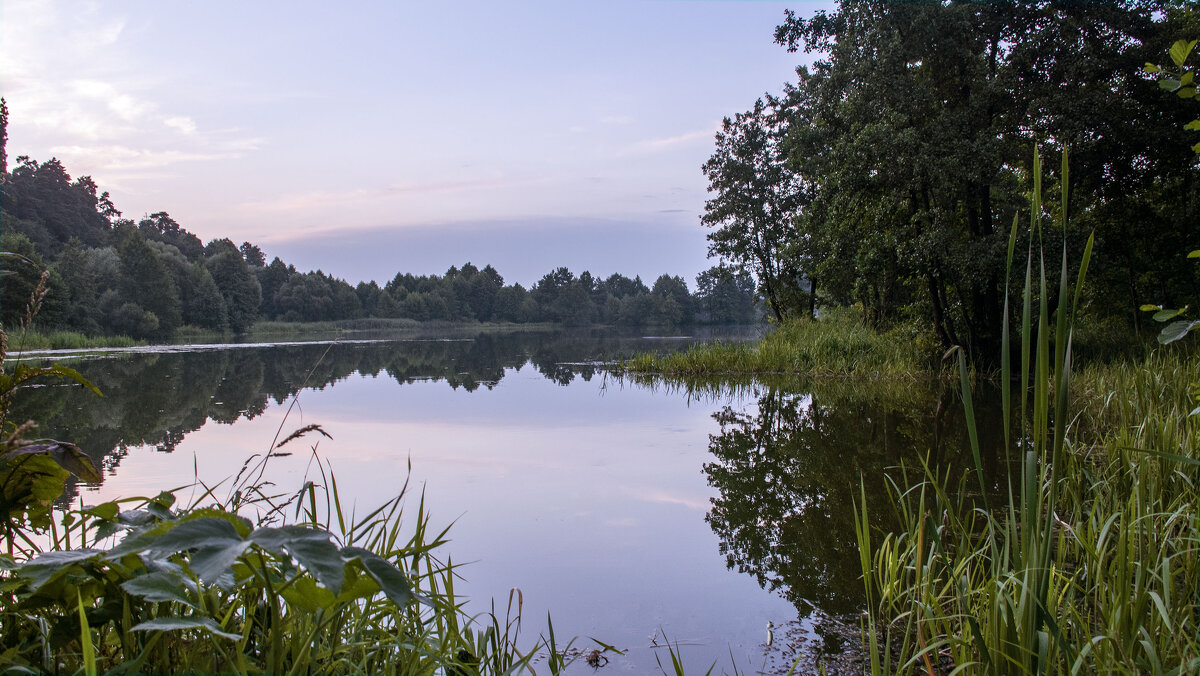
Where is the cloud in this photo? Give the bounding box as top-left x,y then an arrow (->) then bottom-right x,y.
164,116 -> 198,135
621,125 -> 719,156
47,144 -> 248,171
0,1 -> 261,180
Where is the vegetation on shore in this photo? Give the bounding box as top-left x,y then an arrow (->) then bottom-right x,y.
623,309 -> 935,378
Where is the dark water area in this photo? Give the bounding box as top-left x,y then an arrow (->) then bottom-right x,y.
11,327 -> 1003,674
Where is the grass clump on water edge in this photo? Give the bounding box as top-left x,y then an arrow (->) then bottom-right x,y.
855,150 -> 1198,674
7,329 -> 141,351
622,308 -> 932,378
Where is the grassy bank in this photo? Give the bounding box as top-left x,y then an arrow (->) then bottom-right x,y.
856,347 -> 1198,674
622,309 -> 934,378
5,329 -> 142,351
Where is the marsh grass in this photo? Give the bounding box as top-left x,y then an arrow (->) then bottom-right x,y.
856,150 -> 1199,674
0,443 -> 603,673
622,309 -> 933,378
7,329 -> 141,351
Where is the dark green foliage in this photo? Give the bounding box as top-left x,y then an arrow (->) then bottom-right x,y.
0,145 -> 748,335
706,1 -> 1200,361
205,251 -> 262,333
695,265 -> 758,324
183,262 -> 229,331
118,232 -> 182,339
139,212 -> 204,261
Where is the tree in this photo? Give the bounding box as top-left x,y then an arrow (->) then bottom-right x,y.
205,251 -> 261,333
240,241 -> 266,267
182,262 -> 228,331
696,265 -> 758,324
1,98 -> 8,180
702,96 -> 806,323
118,231 -> 182,339
764,1 -> 1200,358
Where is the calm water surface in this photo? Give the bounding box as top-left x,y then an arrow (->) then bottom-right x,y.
15,327 -> 996,674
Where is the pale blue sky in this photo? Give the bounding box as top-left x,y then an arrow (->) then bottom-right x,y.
1,0 -> 829,286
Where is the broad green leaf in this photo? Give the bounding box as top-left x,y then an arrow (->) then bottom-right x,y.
120,571 -> 197,607
130,616 -> 240,641
1158,319 -> 1199,344
1160,78 -> 1181,91
16,549 -> 102,590
83,502 -> 119,521
280,575 -> 336,613
1183,71 -> 1195,87
285,537 -> 344,593
1178,87 -> 1196,99
1140,304 -> 1161,311
1144,62 -> 1161,74
1188,249 -> 1200,258
1169,39 -> 1195,67
188,542 -> 250,587
3,442 -> 101,483
341,546 -> 413,605
250,525 -> 346,592
1153,308 -> 1184,322
149,517 -> 244,555
177,508 -> 253,536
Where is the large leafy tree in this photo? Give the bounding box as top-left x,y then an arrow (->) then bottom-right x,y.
766,0 -> 1200,358
702,96 -> 806,323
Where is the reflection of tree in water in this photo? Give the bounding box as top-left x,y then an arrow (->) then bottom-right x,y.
703,380 -> 1004,616
13,330 -> 697,497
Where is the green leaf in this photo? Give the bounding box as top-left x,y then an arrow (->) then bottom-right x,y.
1160,78 -> 1181,91
1189,250 -> 1200,258
130,616 -> 240,641
148,517 -> 244,555
1153,308 -> 1184,322
1178,87 -> 1196,99
250,525 -> 346,593
187,543 -> 250,587
1140,303 -> 1161,311
1186,120 -> 1200,131
16,549 -> 102,590
83,502 -> 119,521
1144,62 -> 1161,74
1170,39 -> 1195,67
1183,71 -> 1195,87
120,571 -> 197,607
3,442 -> 102,483
1158,319 -> 1200,344
341,546 -> 413,605
279,575 -> 336,614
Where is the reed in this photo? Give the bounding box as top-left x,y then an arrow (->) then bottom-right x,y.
855,149 -> 1199,674
622,309 -> 933,378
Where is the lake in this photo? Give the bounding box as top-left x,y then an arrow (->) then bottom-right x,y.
12,327 -> 997,674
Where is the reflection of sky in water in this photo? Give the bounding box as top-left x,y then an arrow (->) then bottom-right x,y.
81,362 -> 794,674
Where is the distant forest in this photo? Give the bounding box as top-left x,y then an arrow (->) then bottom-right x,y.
0,101 -> 759,340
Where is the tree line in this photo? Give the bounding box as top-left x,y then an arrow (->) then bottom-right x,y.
703,1 -> 1200,362
0,101 -> 758,340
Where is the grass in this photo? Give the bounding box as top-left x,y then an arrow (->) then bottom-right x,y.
855,150 -> 1198,674
622,308 -> 934,378
0,441 -> 604,673
5,328 -> 142,351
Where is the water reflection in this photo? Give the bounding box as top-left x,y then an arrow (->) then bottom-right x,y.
699,378 -> 1005,616
12,329 -> 714,495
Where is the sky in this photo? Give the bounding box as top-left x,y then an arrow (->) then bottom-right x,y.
1,0 -> 829,287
